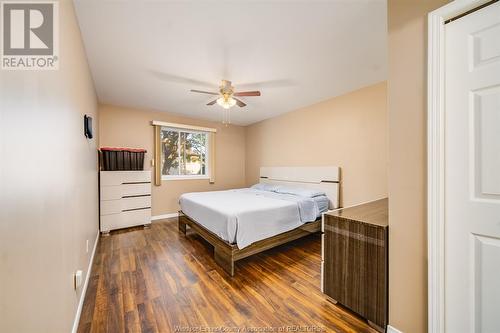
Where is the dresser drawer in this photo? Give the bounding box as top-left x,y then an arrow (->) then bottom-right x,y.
99,171 -> 152,233
100,183 -> 151,200
323,215 -> 387,315
322,199 -> 388,332
100,171 -> 151,186
100,208 -> 151,232
100,196 -> 151,215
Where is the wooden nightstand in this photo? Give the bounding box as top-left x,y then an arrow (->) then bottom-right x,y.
321,198 -> 388,332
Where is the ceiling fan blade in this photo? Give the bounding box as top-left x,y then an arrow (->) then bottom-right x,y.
148,70 -> 216,88
234,91 -> 261,97
206,99 -> 218,106
236,79 -> 295,90
234,98 -> 247,107
191,89 -> 219,95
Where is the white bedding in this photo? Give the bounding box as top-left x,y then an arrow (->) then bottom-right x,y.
179,188 -> 325,249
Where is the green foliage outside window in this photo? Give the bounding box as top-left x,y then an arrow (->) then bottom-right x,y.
161,128 -> 208,177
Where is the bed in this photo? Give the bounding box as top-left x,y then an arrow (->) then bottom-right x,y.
178,166 -> 340,276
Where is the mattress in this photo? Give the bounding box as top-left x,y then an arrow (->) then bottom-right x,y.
179,188 -> 327,249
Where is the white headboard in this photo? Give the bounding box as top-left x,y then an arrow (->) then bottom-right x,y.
259,166 -> 340,209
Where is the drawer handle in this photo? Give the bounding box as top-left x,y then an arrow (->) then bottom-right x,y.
122,181 -> 151,185
122,207 -> 151,212
122,194 -> 151,198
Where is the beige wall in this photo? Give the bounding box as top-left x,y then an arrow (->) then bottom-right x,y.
387,1 -> 450,332
0,1 -> 99,332
99,105 -> 246,216
245,82 -> 388,207
0,2 -> 451,331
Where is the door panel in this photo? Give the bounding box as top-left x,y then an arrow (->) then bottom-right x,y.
445,2 -> 500,332
471,23 -> 500,70
472,235 -> 500,333
473,86 -> 500,199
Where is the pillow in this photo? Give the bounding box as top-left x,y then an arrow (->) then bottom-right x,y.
250,183 -> 279,192
275,185 -> 326,198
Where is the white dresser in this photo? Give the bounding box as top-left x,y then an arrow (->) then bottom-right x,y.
99,171 -> 152,233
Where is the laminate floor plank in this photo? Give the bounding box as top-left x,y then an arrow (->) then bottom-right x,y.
78,218 -> 377,333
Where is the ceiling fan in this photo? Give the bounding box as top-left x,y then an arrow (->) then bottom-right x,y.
190,80 -> 261,110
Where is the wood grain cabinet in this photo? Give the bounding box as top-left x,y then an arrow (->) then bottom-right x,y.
321,198 -> 388,332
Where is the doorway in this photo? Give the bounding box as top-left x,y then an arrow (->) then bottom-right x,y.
428,1 -> 500,332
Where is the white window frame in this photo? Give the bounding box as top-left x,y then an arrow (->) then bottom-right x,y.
160,126 -> 210,181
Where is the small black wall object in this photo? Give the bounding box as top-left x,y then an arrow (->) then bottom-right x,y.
84,115 -> 93,139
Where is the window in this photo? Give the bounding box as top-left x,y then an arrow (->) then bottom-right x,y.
161,127 -> 209,179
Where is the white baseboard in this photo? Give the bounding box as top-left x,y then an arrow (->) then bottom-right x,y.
71,230 -> 100,333
151,212 -> 179,220
387,325 -> 404,333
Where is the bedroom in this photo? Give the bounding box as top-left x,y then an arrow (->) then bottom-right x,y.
2,0 -> 500,333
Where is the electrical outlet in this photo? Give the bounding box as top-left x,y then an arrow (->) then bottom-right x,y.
74,270 -> 83,290
86,239 -> 89,253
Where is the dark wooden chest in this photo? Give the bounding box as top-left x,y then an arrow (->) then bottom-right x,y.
322,198 -> 388,332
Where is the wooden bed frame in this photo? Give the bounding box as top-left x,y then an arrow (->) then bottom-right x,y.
178,211 -> 321,276
178,166 -> 340,276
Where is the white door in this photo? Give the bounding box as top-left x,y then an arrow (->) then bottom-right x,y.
445,2 -> 500,333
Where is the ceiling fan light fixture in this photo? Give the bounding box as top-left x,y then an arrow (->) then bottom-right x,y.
216,96 -> 236,109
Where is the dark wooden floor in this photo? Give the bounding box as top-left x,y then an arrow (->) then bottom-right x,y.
78,218 -> 377,333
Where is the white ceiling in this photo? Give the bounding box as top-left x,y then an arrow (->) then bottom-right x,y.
74,0 -> 387,126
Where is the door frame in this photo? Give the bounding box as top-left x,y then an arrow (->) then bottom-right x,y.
427,1 -> 494,332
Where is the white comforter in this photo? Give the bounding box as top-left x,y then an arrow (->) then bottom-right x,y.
179,188 -> 322,249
